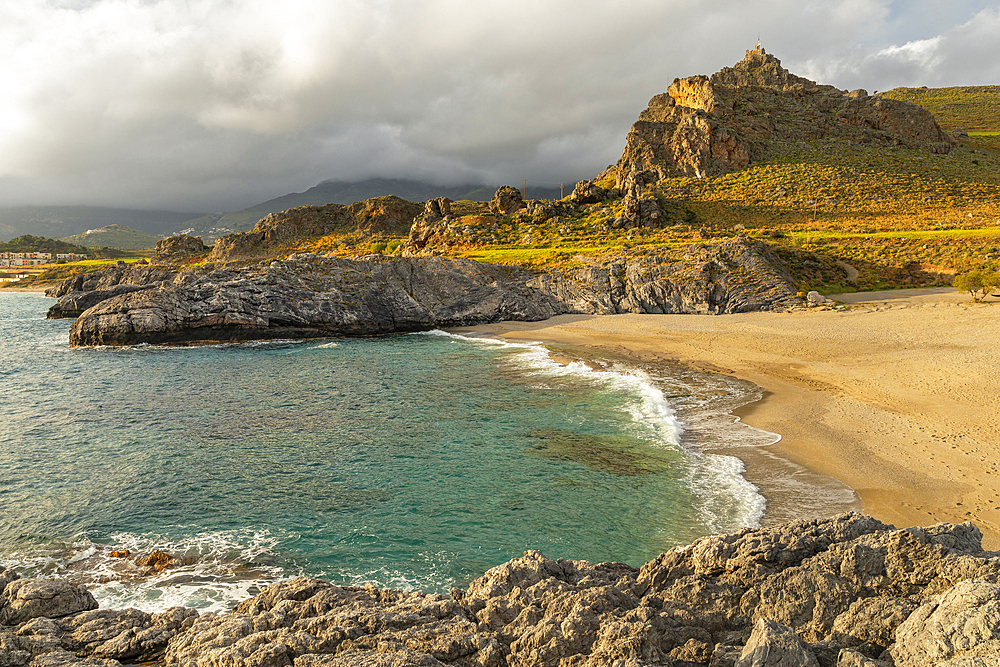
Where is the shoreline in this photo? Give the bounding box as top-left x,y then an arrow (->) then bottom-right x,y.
454,287 -> 1000,550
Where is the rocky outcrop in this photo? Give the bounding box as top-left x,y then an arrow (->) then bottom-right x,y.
537,237 -> 800,316
55,237 -> 799,346
616,46 -> 956,189
210,196 -> 424,261
4,515 -> 1000,666
152,234 -> 210,264
65,254 -> 570,347
407,198 -> 457,249
489,186 -> 524,216
44,261 -> 177,319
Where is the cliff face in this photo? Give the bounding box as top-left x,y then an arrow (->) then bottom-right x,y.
51,238 -> 799,347
615,47 -> 956,188
3,514 -> 1000,667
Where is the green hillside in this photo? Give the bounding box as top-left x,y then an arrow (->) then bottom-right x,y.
60,224 -> 162,250
0,206 -> 199,242
0,235 -> 91,255
879,85 -> 1000,132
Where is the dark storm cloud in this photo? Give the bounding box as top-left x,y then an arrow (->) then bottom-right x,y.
0,1 -> 997,212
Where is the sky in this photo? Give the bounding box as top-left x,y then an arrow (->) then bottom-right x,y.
0,0 -> 997,214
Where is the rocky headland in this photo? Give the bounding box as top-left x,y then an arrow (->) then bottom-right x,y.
47,236 -> 800,346
3,513 -> 1000,667
41,46 -> 961,347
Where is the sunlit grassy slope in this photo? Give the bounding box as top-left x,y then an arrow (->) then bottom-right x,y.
158,85 -> 992,296
879,86 -> 1000,132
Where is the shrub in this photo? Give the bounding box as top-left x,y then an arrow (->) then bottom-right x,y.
953,269 -> 1000,301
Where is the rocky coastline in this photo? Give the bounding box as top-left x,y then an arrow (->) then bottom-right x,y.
3,513 -> 1000,666
46,236 -> 800,347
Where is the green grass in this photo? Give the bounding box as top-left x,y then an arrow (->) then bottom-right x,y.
879,86 -> 1000,131
59,225 -> 162,250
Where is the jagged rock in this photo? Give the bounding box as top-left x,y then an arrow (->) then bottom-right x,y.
60,238 -> 800,346
488,186 -> 523,216
407,198 -> 457,249
836,649 -> 890,666
133,550 -> 179,574
616,46 -> 955,189
0,580 -> 97,626
890,579 -> 1000,667
3,514 -> 1000,666
58,606 -> 197,663
151,234 -> 209,264
424,197 -> 452,219
735,618 -> 819,667
65,254 -> 570,346
568,179 -> 609,204
211,196 -> 424,261
45,263 -> 177,319
0,567 -> 18,594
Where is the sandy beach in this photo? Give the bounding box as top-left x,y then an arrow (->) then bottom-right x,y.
457,288 -> 1000,549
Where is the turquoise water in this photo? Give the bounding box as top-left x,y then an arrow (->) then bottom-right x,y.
0,293 -> 764,612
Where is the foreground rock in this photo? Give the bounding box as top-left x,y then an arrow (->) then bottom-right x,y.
44,261 -> 176,319
3,514 -> 1000,666
53,237 -> 799,346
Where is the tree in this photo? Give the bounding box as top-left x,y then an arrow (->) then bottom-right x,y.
953,269 -> 1000,302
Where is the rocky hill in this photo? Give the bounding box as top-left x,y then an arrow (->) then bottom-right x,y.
59,224 -> 163,251
2,514 -> 1000,666
614,46 -> 955,189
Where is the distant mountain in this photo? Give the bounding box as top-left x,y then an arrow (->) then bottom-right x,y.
173,178 -> 566,241
59,224 -> 163,250
0,206 -> 199,244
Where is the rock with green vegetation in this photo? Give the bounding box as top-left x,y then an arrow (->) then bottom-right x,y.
616,46 -> 955,189
210,195 -> 423,261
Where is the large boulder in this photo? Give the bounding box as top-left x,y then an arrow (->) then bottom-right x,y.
488,186 -> 524,216
890,579 -> 1000,667
0,579 -> 97,626
151,234 -> 209,264
735,618 -> 819,667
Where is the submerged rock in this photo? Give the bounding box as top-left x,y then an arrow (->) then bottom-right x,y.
3,513 -> 1000,666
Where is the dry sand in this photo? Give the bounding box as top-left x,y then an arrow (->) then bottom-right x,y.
456,288 -> 1000,549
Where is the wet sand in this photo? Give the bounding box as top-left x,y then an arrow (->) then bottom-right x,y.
456,288 -> 1000,549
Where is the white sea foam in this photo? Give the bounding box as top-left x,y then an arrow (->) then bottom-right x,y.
426,329 -> 767,532
1,529 -> 292,614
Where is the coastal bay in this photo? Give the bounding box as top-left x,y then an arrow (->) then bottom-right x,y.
459,287 -> 1000,549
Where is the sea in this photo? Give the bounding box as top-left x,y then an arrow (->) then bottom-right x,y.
0,292 -> 852,614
